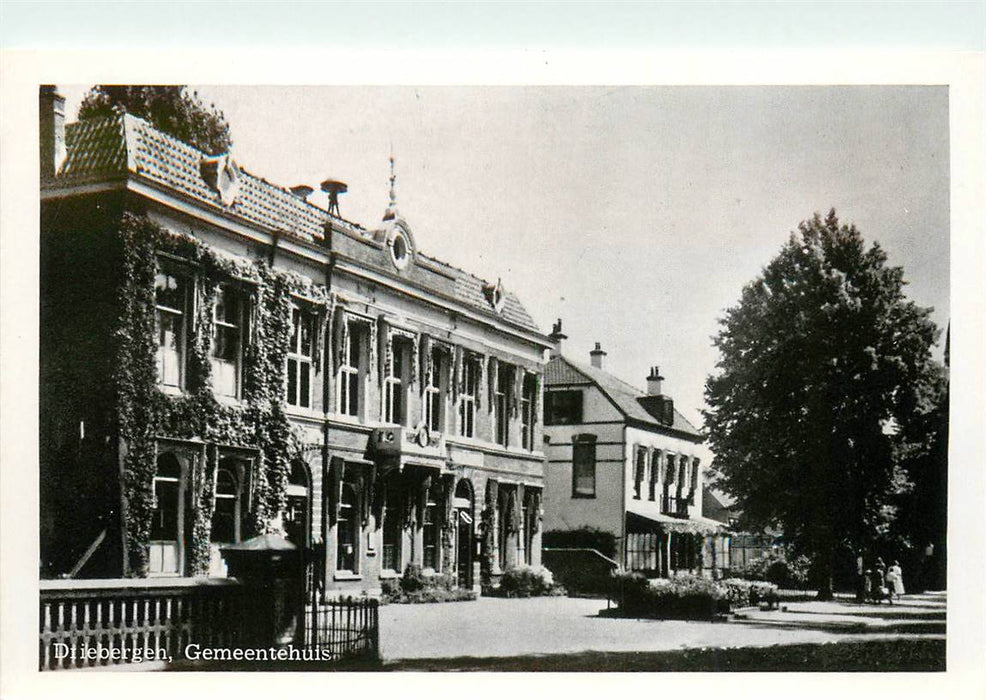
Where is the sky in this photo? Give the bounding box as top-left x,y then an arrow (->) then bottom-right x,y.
60,86 -> 951,461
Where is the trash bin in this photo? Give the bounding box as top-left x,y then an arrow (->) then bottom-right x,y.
221,534 -> 302,647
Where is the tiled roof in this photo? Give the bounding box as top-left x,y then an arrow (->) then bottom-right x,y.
702,490 -> 734,524
54,113 -> 542,334
544,355 -> 704,440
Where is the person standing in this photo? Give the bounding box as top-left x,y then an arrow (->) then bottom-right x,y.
888,560 -> 905,599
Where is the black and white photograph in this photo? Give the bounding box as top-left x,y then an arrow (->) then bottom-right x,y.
2,3 -> 985,697
31,80 -> 952,672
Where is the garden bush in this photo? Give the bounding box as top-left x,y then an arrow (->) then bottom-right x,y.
492,565 -> 565,598
719,578 -> 779,608
740,552 -> 811,589
611,572 -> 729,619
381,563 -> 477,604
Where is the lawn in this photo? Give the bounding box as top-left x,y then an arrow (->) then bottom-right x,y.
382,638 -> 945,672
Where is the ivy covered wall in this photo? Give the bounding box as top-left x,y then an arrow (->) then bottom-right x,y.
115,212 -> 327,576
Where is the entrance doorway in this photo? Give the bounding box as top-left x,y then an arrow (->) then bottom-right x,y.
453,479 -> 474,589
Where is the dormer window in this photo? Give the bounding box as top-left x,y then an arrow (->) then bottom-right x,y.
484,278 -> 507,314
200,154 -> 242,207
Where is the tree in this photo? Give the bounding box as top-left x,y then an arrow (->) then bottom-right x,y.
79,85 -> 232,155
703,210 -> 943,599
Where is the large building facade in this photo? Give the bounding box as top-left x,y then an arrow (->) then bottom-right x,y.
39,88 -> 550,593
542,322 -> 726,577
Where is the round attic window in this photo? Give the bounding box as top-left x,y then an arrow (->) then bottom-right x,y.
391,232 -> 410,270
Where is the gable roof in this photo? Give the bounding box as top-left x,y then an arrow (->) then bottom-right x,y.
702,489 -> 735,524
52,113 -> 541,333
545,355 -> 704,440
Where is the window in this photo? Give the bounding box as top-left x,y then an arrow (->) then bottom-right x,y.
210,466 -> 240,544
544,390 -> 583,425
497,489 -> 509,570
572,434 -> 597,498
382,486 -> 402,572
649,450 -> 660,501
690,458 -> 700,493
522,492 -> 537,565
336,482 -> 358,572
521,374 -> 536,450
423,347 -> 446,433
283,460 -> 310,549
149,454 -> 182,575
384,338 -> 412,425
633,447 -> 646,500
458,356 -> 478,438
494,363 -> 510,446
422,482 -> 440,570
154,269 -> 189,389
337,322 -> 364,417
286,306 -> 315,409
212,286 -> 246,398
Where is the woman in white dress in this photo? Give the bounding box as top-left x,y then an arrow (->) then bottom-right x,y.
887,560 -> 905,599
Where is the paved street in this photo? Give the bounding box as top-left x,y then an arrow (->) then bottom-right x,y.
379,592 -> 945,663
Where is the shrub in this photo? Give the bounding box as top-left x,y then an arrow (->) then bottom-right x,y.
612,572 -> 728,620
494,565 -> 565,598
381,563 -> 477,604
543,527 -> 618,559
740,552 -> 811,589
720,578 -> 779,608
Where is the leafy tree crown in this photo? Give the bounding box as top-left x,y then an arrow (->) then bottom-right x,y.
79,85 -> 232,156
703,210 -> 943,586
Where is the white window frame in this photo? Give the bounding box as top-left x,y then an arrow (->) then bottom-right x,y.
458,357 -> 478,438
286,305 -> 315,409
521,373 -> 536,451
494,364 -> 510,447
211,285 -> 246,399
154,267 -> 189,390
423,347 -> 445,433
384,338 -> 411,426
337,321 -> 363,418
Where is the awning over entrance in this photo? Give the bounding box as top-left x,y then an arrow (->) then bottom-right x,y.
626,503 -> 725,535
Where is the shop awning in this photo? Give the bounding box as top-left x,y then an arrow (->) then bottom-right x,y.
626,503 -> 725,535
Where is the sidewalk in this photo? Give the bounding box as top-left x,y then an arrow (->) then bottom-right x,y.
378,592 -> 945,663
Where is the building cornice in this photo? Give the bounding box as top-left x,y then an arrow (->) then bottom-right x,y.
43,174 -> 551,351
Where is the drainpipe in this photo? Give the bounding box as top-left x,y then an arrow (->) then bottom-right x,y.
320,221 -> 336,588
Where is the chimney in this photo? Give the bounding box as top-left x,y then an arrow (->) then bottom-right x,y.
39,85 -> 67,179
290,185 -> 314,201
589,342 -> 607,369
548,318 -> 567,358
646,366 -> 664,396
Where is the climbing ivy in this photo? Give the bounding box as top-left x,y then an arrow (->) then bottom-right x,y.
115,213 -> 326,576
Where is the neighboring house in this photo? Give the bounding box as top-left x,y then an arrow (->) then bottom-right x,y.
39,87 -> 551,593
542,321 -> 726,577
702,490 -> 781,573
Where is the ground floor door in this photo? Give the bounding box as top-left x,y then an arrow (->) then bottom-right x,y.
456,509 -> 473,589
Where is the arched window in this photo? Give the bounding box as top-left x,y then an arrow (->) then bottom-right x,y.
149,453 -> 183,575
336,483 -> 358,572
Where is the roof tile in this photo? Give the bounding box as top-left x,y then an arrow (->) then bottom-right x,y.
55,113 -> 543,334
545,355 -> 703,439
